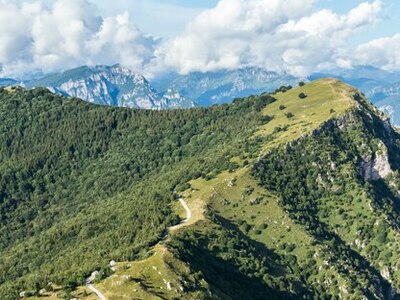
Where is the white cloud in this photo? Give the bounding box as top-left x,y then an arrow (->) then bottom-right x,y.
350,34 -> 400,71
0,0 -> 394,78
0,0 -> 157,77
155,0 -> 383,76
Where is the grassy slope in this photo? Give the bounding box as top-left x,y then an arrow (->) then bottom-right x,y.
174,79 -> 358,297
256,78 -> 354,150
173,79 -> 400,298
28,79 -> 394,299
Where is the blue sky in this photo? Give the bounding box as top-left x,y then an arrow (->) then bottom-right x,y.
95,0 -> 219,37
318,0 -> 400,43
97,0 -> 399,40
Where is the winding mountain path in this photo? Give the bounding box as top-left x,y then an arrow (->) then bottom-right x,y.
85,197 -> 192,300
169,198 -> 192,231
86,283 -> 107,300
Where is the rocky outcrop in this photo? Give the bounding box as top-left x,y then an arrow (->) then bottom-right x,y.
360,141 -> 392,181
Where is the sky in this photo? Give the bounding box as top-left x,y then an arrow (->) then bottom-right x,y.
0,0 -> 399,78
97,0 -> 400,41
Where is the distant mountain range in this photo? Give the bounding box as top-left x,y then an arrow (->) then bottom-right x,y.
1,64 -> 399,123
152,67 -> 299,106
0,66 -> 300,110
0,78 -> 17,87
24,65 -> 195,110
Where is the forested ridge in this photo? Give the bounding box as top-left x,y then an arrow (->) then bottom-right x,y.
0,86 -> 275,298
3,80 -> 400,300
167,82 -> 400,299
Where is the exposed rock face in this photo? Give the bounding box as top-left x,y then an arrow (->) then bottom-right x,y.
159,88 -> 196,109
28,65 -> 195,110
360,142 -> 392,181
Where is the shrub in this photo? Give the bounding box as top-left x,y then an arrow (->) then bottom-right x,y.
285,112 -> 294,119
260,115 -> 273,124
279,105 -> 286,110
273,125 -> 289,134
298,92 -> 307,99
241,222 -> 252,233
242,186 -> 254,196
275,85 -> 293,93
299,81 -> 306,87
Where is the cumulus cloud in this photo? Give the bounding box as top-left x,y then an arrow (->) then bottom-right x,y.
0,0 -> 393,78
0,0 -> 157,77
350,34 -> 400,71
155,0 -> 383,76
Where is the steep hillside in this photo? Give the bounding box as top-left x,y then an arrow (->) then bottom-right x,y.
168,79 -> 400,299
5,79 -> 400,299
25,65 -> 195,109
0,86 -> 274,299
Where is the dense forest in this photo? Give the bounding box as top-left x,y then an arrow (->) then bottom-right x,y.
0,86 -> 275,298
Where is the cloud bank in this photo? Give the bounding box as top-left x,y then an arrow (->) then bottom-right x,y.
0,0 -> 398,77
0,0 -> 157,77
351,34 -> 400,71
157,0 -> 383,76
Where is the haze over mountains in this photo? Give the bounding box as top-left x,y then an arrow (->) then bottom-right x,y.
152,68 -> 299,106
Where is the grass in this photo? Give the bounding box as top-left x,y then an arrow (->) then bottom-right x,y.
187,166 -> 350,296
92,243 -> 206,300
25,193 -> 206,300
26,286 -> 96,299
4,87 -> 17,94
256,78 -> 356,152
26,79 -> 365,299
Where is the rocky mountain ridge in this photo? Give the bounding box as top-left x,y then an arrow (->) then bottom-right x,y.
152,67 -> 300,106
25,65 -> 195,109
